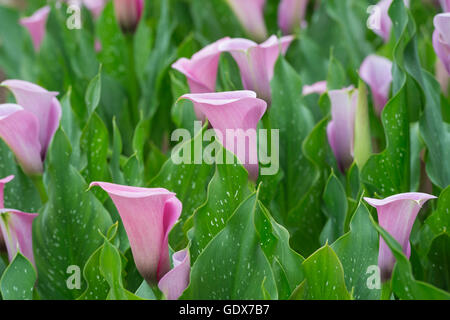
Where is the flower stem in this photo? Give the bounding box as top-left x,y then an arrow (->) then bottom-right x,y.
126,35 -> 140,126
32,175 -> 48,204
381,281 -> 392,300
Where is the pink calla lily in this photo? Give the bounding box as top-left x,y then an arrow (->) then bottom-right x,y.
158,249 -> 191,300
278,0 -> 309,34
373,0 -> 410,43
327,87 -> 358,172
179,91 -> 267,181
172,37 -> 230,120
364,193 -> 437,282
83,0 -> 106,18
359,54 -> 393,115
0,176 -> 38,265
433,13 -> 450,75
0,80 -> 62,175
89,182 -> 182,285
219,35 -> 294,104
226,0 -> 267,42
113,0 -> 144,33
20,5 -> 50,52
440,0 -> 450,11
302,80 -> 327,96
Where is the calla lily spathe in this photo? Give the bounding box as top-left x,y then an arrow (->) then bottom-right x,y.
89,182 -> 182,285
278,0 -> 309,34
327,87 -> 358,172
219,35 -> 294,104
20,5 -> 50,52
0,80 -> 62,176
359,54 -> 393,115
433,13 -> 450,75
64,0 -> 106,19
364,193 -> 437,282
158,249 -> 191,300
373,0 -> 410,42
180,91 -> 267,181
172,37 -> 230,120
113,0 -> 144,33
0,175 -> 38,265
440,0 -> 450,11
226,0 -> 267,42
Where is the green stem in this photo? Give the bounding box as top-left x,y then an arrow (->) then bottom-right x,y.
32,175 -> 48,204
126,35 -> 140,126
381,281 -> 392,300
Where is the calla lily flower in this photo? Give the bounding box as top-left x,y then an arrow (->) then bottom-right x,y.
364,193 -> 437,282
278,0 -> 309,35
180,91 -> 267,181
359,54 -> 393,115
172,37 -> 230,120
113,0 -> 144,33
0,80 -> 62,176
83,0 -> 106,18
372,0 -> 409,42
327,87 -> 358,172
89,182 -> 182,285
0,175 -> 14,250
219,35 -> 294,104
440,0 -> 450,11
158,249 -> 190,300
0,176 -> 38,265
302,80 -> 327,96
20,5 -> 50,52
433,13 -> 450,75
226,0 -> 267,42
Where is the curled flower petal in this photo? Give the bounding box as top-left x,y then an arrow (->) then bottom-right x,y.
278,0 -> 309,34
0,208 -> 38,266
359,54 -> 393,115
219,35 -> 294,104
302,80 -> 327,96
226,0 -> 267,42
180,91 -> 267,180
113,0 -> 144,33
327,88 -> 358,172
89,182 -> 182,285
19,5 -> 50,52
172,37 -> 230,119
364,193 -> 437,282
372,0 -> 409,43
1,79 -> 62,159
433,13 -> 450,75
158,249 -> 190,300
0,104 -> 43,176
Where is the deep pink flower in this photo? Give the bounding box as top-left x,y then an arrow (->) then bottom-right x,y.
219,35 -> 294,104
226,0 -> 267,42
19,6 -> 50,52
158,249 -> 190,300
278,0 -> 309,34
113,0 -> 144,33
327,87 -> 358,172
180,91 -> 267,181
359,54 -> 393,115
89,182 -> 182,285
0,80 -> 62,176
364,193 -> 437,282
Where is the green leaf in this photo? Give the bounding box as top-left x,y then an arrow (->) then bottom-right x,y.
426,234 -> 450,292
301,244 -> 351,300
188,146 -> 250,262
181,192 -> 278,299
33,130 -> 112,299
85,66 -> 102,116
0,253 -> 36,300
354,78 -> 372,169
332,203 -> 380,300
320,172 -> 348,244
